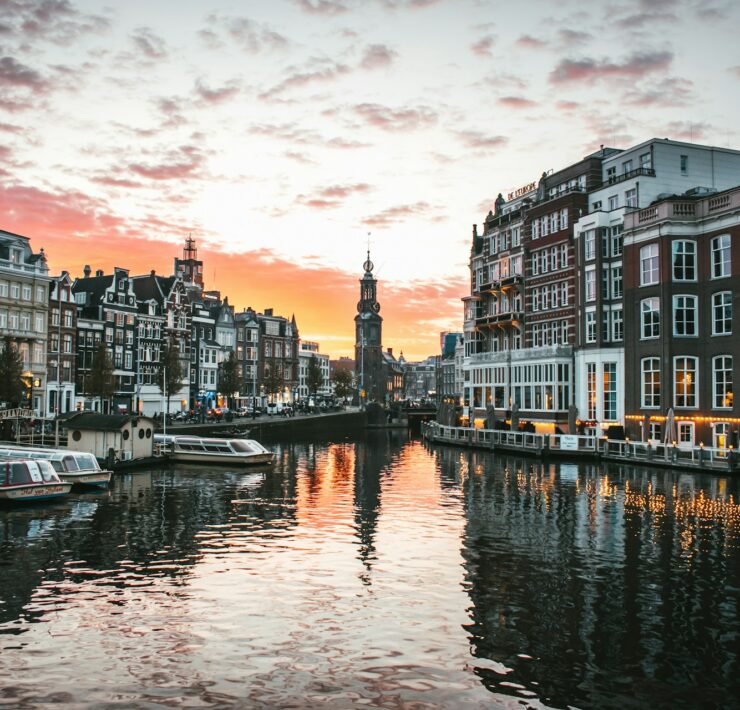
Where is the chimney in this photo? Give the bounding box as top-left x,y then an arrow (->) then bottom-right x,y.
265,308 -> 273,316
95,269 -> 103,277
83,265 -> 91,278
388,348 -> 393,356
150,269 -> 156,276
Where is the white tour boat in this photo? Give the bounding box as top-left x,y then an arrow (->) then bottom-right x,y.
0,459 -> 72,503
0,446 -> 112,488
154,435 -> 274,465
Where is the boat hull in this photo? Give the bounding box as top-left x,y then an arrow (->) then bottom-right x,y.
169,451 -> 274,466
59,471 -> 112,488
0,482 -> 72,502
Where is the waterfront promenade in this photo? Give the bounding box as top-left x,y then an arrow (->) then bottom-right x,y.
424,421 -> 740,473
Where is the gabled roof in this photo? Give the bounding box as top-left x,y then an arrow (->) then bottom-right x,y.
72,275 -> 113,303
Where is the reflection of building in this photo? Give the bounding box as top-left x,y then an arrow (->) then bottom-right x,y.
623,186 -> 740,448
0,229 -> 49,414
355,251 -> 384,403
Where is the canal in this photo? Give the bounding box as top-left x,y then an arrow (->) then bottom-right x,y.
1,432 -> 738,709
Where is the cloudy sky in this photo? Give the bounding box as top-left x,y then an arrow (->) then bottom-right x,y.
1,0 -> 739,359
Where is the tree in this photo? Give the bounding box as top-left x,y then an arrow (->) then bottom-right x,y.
332,367 -> 354,402
307,355 -> 324,402
0,336 -> 26,407
263,364 -> 283,404
157,338 -> 184,415
218,350 -> 240,409
87,341 -> 115,413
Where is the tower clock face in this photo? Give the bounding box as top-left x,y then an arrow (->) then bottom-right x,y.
371,302 -> 381,313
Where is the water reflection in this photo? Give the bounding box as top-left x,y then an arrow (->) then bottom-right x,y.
0,436 -> 737,709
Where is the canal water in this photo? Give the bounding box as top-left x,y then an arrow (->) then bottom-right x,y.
1,432 -> 738,709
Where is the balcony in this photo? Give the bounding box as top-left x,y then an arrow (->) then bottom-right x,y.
605,166 -> 655,186
475,311 -> 524,329
626,188 -> 740,230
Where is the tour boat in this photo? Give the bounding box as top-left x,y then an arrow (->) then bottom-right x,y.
0,459 -> 72,503
0,446 -> 112,488
154,435 -> 274,465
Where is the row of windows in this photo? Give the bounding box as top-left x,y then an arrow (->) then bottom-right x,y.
584,226 -> 623,261
0,281 -> 46,302
49,334 -> 73,353
531,209 -> 569,239
641,355 -> 732,410
585,309 -> 623,343
640,235 -> 730,286
531,243 -> 568,275
530,320 -> 569,347
531,282 -> 568,312
0,310 -> 46,333
585,265 -> 622,301
488,227 -> 521,254
50,309 -> 74,328
640,292 -> 732,338
105,311 -> 136,326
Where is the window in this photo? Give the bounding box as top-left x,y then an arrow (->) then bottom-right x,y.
608,195 -> 619,210
606,166 -> 616,182
587,362 -> 596,419
610,225 -> 623,256
611,266 -> 623,299
34,313 -> 44,332
641,358 -> 660,408
680,154 -> 688,174
0,281 -> 6,297
21,284 -> 31,301
711,235 -> 730,279
62,334 -> 72,353
585,269 -> 596,301
584,230 -> 596,260
672,240 -> 696,281
612,309 -> 623,341
640,244 -> 659,285
712,291 -> 732,335
560,281 -> 568,306
603,363 -> 617,420
36,286 -> 44,302
10,283 -> 19,299
673,295 -> 697,336
20,312 -> 30,330
560,208 -> 568,230
622,160 -> 633,174
640,152 -> 651,169
592,201 -> 602,211
586,311 -> 596,343
625,188 -> 637,208
674,356 -> 697,408
713,355 -> 733,409
64,311 -> 73,328
641,297 -> 660,338
677,421 -> 694,447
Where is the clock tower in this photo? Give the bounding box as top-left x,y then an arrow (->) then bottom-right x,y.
355,251 -> 384,403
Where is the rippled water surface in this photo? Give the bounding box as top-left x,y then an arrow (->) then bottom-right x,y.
1,432 -> 739,709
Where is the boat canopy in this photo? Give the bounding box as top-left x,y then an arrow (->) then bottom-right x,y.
2,460 -> 59,485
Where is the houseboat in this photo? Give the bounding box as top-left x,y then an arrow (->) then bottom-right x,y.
0,446 -> 112,488
154,435 -> 274,466
0,459 -> 72,503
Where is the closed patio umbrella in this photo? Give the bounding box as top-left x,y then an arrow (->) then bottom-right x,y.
664,407 -> 677,444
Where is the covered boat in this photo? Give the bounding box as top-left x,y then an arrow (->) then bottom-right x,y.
0,446 -> 112,488
154,435 -> 274,465
0,459 -> 72,503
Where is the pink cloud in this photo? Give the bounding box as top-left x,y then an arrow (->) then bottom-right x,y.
294,0 -> 349,14
471,35 -> 494,57
128,145 -> 206,181
516,34 -> 548,49
354,103 -> 437,131
361,201 -> 444,228
360,44 -> 397,70
498,95 -> 536,109
194,78 -> 240,104
455,130 -> 508,149
550,51 -> 672,83
131,27 -> 167,59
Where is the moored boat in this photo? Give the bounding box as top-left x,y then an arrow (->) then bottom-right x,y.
0,446 -> 112,488
154,435 -> 274,465
0,459 -> 72,503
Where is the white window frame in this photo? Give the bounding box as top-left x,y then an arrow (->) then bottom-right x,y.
673,295 -> 697,337
640,244 -> 659,286
673,356 -> 698,409
712,291 -> 732,335
641,357 -> 660,409
711,234 -> 731,279
712,355 -> 733,409
671,240 -> 696,282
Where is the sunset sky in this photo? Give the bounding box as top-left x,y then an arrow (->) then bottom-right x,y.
2,0 -> 739,359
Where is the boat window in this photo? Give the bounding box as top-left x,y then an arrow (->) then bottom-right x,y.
37,461 -> 57,482
230,440 -> 258,453
10,462 -> 33,484
204,444 -> 230,453
76,454 -> 98,471
50,460 -> 65,472
62,456 -> 81,472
